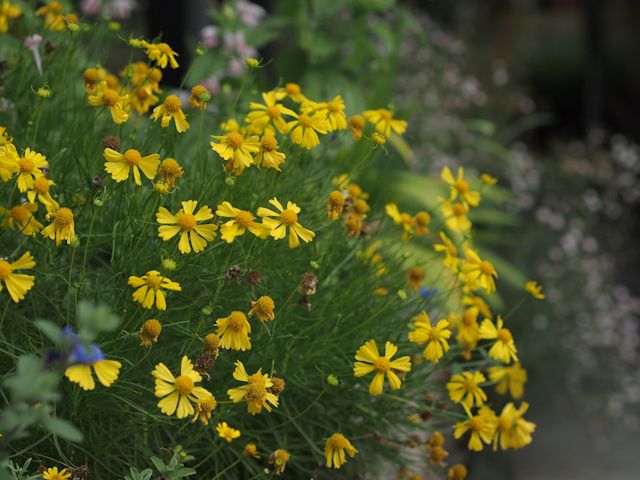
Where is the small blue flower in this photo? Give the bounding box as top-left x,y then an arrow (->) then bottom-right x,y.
62,327 -> 105,365
419,287 -> 440,300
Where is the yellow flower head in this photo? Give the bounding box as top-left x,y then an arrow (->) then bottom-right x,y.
448,464 -> 468,480
274,82 -> 306,102
103,148 -> 160,186
150,95 -> 190,132
255,134 -> 286,171
481,173 -> 498,185
42,467 -> 71,480
454,405 -> 497,451
363,108 -> 407,137
36,1 -> 77,31
413,211 -> 430,236
325,433 -> 357,469
244,442 -> 260,458
493,402 -> 536,450
353,340 -> 411,396
461,248 -> 498,293
479,316 -> 518,364
216,311 -> 251,351
227,360 -> 279,414
3,202 -> 43,236
41,207 -> 76,246
16,148 -> 47,193
385,202 -> 413,240
442,200 -> 471,233
210,131 -> 260,173
65,359 -> 121,391
216,421 -> 241,442
285,111 -> 329,149
152,356 -> 212,419
157,158 -> 184,187
408,312 -> 451,363
139,319 -> 162,346
191,393 -> 217,425
434,231 -> 459,273
130,85 -> 159,116
189,84 -> 211,109
128,270 -> 182,310
0,1 -> 21,33
269,449 -> 290,475
326,191 -> 345,220
216,201 -> 268,243
203,332 -> 221,356
348,114 -> 365,140
0,141 -> 19,181
27,176 -> 59,213
0,251 -> 35,303
246,91 -> 297,134
407,266 -> 425,290
456,306 -> 481,346
141,41 -> 179,69
525,280 -> 545,299
157,200 -> 217,254
318,95 -> 347,132
257,198 -> 315,249
441,167 -> 481,207
88,82 -> 129,124
447,371 -> 487,408
248,295 -> 276,322
488,363 -> 527,399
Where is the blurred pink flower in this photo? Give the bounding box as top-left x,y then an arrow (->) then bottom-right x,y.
236,0 -> 266,27
105,0 -> 137,19
81,0 -> 102,15
228,58 -> 245,77
201,75 -> 220,96
24,34 -> 43,75
200,25 -> 220,48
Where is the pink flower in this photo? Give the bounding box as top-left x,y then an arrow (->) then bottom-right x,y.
81,0 -> 102,15
236,0 -> 266,27
200,25 -> 220,48
24,35 -> 43,76
105,0 -> 137,19
201,75 -> 220,96
228,58 -> 246,77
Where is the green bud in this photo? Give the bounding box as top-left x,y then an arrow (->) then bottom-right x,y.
71,237 -> 81,248
198,91 -> 212,103
196,47 -> 205,57
162,258 -> 177,271
310,261 -> 320,270
396,289 -> 408,300
201,305 -> 213,316
225,176 -> 235,186
67,22 -> 80,33
93,197 -> 104,207
326,374 -> 339,386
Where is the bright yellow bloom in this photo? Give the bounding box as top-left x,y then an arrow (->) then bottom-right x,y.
128,270 -> 182,310
0,251 -> 35,303
3,203 -> 43,236
493,402 -> 535,450
457,306 -> 481,346
363,108 -> 407,137
479,316 -> 518,364
448,464 -> 468,480
157,158 -> 184,187
244,443 -> 260,458
191,393 -> 217,425
525,280 -> 545,299
216,311 -> 251,351
442,201 -> 471,233
441,167 -> 481,207
408,312 -> 451,363
16,148 -> 47,193
26,176 -> 59,213
157,201 -> 217,254
36,1 -> 77,30
463,294 -> 492,319
326,191 -> 345,220
0,1 -> 21,33
248,295 -> 276,321
210,131 -> 260,173
269,449 -> 290,475
227,360 -> 279,414
385,202 -> 413,239
447,371 -> 487,408
454,405 -> 497,451
254,134 -> 286,170
488,363 -> 527,399
434,231 -> 460,272
246,91 -> 297,134
130,85 -> 159,115
285,112 -> 329,149
348,114 -> 365,140
413,211 -> 430,236
141,41 -> 179,69
325,433 -> 357,469
258,198 -> 315,248
88,83 -> 129,124
481,173 -> 498,185
0,141 -> 19,181
461,248 -> 498,293
150,95 -> 190,132
42,467 -> 71,480
152,356 -> 212,419
65,359 -> 121,391
216,421 -> 241,442
319,95 -> 347,131
103,148 -> 160,186
189,85 -> 210,109
41,207 -> 76,246
216,201 -> 268,243
353,340 -> 411,396
274,82 -> 306,102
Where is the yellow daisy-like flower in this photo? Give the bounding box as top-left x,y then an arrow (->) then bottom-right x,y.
191,393 -> 217,425
26,176 -> 59,213
269,449 -> 290,475
35,1 -> 77,30
447,371 -> 487,408
525,280 -> 545,299
246,91 -> 297,134
42,466 -> 71,480
0,251 -> 35,303
353,340 -> 411,396
453,405 -> 497,452
157,158 -> 184,187
157,200 -> 218,254
325,433 -> 357,469
385,202 -> 413,240
88,83 -> 129,124
0,142 -> 19,182
248,295 -> 275,322
285,112 -> 329,149
3,203 -> 43,236
348,114 -> 365,140
16,148 -> 47,193
216,311 -> 251,351
434,231 -> 460,273
315,95 -> 347,132
448,464 -> 469,480
481,173 -> 498,185
152,356 -> 212,419
441,167 -> 481,207
456,306 -> 481,346
442,201 -> 471,233
326,191 -> 345,220
103,148 -> 160,186
244,443 -> 260,458
141,41 -> 179,69
487,363 -> 527,399
217,421 -> 241,442
408,312 -> 451,363
189,84 -> 210,109
0,1 -> 21,32
130,85 -> 159,116
479,316 -> 518,364
461,248 -> 498,294
254,134 -> 286,171
274,82 -> 307,102
413,211 -> 431,236
216,201 -> 268,243
150,95 -> 190,133
363,108 -> 407,137
210,131 -> 260,173
257,198 -> 315,249
41,207 -> 76,246
493,402 -> 536,450
65,359 -> 121,391
139,319 -> 162,346
227,360 -> 279,414
128,270 -> 182,311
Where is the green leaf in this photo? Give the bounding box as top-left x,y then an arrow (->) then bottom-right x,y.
41,416 -> 83,442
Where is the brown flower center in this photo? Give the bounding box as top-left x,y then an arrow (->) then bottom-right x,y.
266,106 -> 280,119
261,135 -> 277,152
10,205 -> 29,222
53,208 -> 73,227
33,177 -> 50,194
227,311 -> 247,331
455,179 -> 469,194
102,89 -> 120,108
163,95 -> 182,113
469,416 -> 484,432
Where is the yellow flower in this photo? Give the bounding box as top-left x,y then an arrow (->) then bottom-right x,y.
248,295 -> 276,321
42,467 -> 71,480
456,306 -> 481,346
150,95 -> 190,132
36,1 -> 77,30
41,207 -> 76,246
0,251 -> 35,303
0,1 -> 21,33
65,359 -> 121,391
447,371 -> 487,408
453,405 -> 497,451
319,95 -> 347,131
3,203 -> 43,236
141,41 -> 179,69
348,114 -> 365,139
216,421 -> 241,442
385,202 -> 413,239
481,173 -> 498,185
407,266 -> 425,290
216,311 -> 251,351
487,363 -> 527,399
257,198 -> 315,248
285,112 -> 329,149
413,211 -> 430,236
210,131 -> 260,173
227,360 -> 279,414
461,248 -> 498,293
26,176 -> 59,213
216,201 -> 268,243
88,83 -> 129,124
434,231 -> 459,272
326,191 -> 345,220
463,294 -> 492,319
130,85 -> 159,115
448,464 -> 468,480
191,393 -> 217,425
325,433 -> 357,469
493,402 -> 535,450
442,201 -> 471,233
189,85 -> 210,109
16,148 -> 47,193
274,82 -> 306,102
0,141 -> 19,181
157,200 -> 217,254
139,319 -> 162,346
353,340 -> 411,396
525,280 -> 545,299
269,449 -> 290,475
255,134 -> 286,170
479,316 -> 518,364
128,270 -> 182,310
246,91 -> 297,134
203,333 -> 221,356
244,443 -> 260,458
152,356 -> 212,418
103,148 -> 160,186
157,158 -> 184,187
441,167 -> 481,207
408,312 -> 451,363
363,108 -> 407,137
